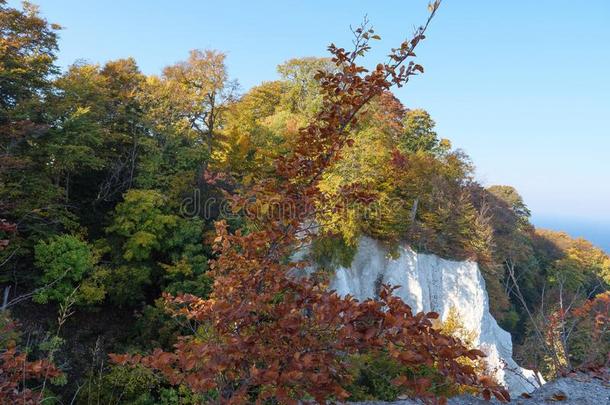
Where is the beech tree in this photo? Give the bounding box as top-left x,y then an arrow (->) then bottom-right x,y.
400,109 -> 449,155
148,50 -> 237,160
112,2 -> 510,403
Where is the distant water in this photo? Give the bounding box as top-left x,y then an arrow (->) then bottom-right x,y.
532,215 -> 610,254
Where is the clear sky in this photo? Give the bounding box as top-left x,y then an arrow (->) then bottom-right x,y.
10,0 -> 610,250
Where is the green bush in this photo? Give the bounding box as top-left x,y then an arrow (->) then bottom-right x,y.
106,265 -> 151,306
310,235 -> 357,270
345,351 -> 465,401
34,234 -> 104,305
77,364 -> 206,405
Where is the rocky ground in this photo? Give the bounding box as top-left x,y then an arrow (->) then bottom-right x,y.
347,373 -> 609,404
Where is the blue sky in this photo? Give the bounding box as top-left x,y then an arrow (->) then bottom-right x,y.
11,1 -> 610,250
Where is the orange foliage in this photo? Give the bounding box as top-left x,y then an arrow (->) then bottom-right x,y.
547,291 -> 610,372
111,2 -> 509,403
0,321 -> 61,405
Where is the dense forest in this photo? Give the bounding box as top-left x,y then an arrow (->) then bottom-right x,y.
1,1 -> 608,404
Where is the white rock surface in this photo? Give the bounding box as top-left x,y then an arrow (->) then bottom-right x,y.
327,237 -> 541,396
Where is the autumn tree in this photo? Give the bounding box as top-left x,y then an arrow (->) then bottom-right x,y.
0,0 -> 58,112
0,0 -> 73,293
146,50 -> 237,160
47,58 -> 148,206
112,3 -> 509,403
1,0 -> 59,220
400,109 -> 449,155
218,57 -> 335,184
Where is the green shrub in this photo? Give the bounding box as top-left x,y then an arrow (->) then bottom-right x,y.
310,235 -> 357,270
106,265 -> 151,306
34,234 -> 104,305
345,351 -> 461,401
77,364 -> 206,405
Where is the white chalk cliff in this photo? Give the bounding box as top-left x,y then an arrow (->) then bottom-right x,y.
325,237 -> 541,396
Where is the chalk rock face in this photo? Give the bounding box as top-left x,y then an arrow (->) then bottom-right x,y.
328,237 -> 541,396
